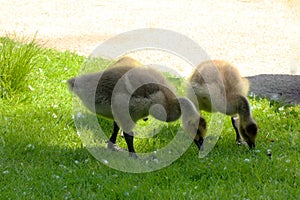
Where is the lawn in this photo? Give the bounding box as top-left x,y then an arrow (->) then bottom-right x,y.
0,37 -> 299,199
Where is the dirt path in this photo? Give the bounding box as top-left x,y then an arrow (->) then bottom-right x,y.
1,0 -> 299,76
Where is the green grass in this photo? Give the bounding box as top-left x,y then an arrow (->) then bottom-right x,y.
0,36 -> 44,98
0,38 -> 299,199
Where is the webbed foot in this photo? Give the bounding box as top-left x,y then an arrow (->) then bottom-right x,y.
107,141 -> 126,152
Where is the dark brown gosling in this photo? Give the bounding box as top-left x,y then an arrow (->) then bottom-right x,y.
68,57 -> 207,158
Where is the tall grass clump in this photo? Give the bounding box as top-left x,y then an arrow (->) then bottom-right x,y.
0,36 -> 44,98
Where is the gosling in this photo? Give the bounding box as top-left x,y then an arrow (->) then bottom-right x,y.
188,60 -> 257,148
68,57 -> 206,157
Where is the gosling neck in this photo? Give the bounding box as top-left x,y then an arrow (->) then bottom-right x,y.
236,95 -> 253,123
178,97 -> 200,118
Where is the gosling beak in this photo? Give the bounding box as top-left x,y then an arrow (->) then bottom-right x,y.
194,138 -> 204,151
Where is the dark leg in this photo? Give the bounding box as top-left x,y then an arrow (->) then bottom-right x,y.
107,121 -> 124,151
231,116 -> 247,145
109,121 -> 119,144
123,132 -> 138,158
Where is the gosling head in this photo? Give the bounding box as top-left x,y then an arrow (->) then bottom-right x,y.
240,121 -> 258,148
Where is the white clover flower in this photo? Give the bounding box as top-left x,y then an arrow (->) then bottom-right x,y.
278,106 -> 284,111
28,85 -> 35,91
53,174 -> 60,179
76,131 -> 81,136
76,112 -> 84,119
52,113 -> 58,119
102,159 -> 109,164
25,144 -> 35,151
59,164 -> 67,169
